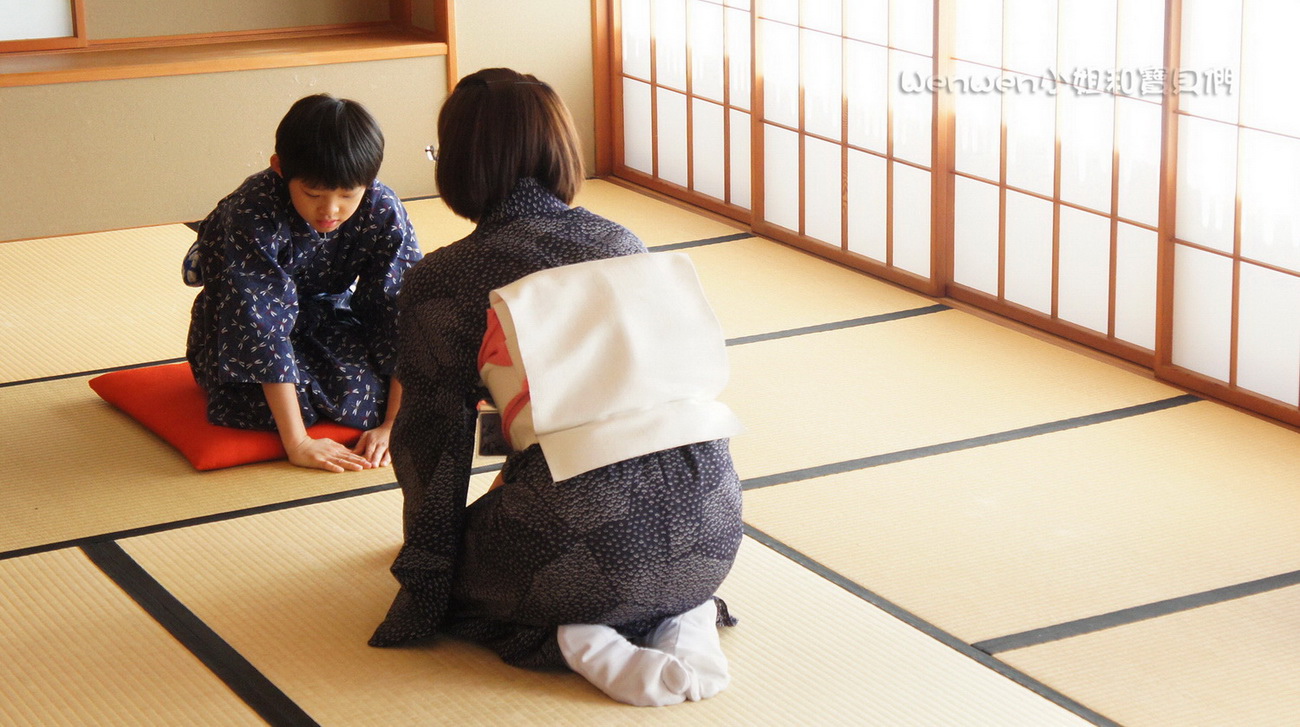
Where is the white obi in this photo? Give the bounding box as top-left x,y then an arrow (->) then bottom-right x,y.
476,252 -> 744,482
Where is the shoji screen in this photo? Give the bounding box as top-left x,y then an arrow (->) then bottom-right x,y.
606,0 -> 1300,428
949,0 -> 1164,364
1164,0 -> 1300,420
754,0 -> 940,293
617,0 -> 754,219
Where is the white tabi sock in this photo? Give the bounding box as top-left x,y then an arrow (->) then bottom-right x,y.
643,599 -> 730,700
557,623 -> 698,707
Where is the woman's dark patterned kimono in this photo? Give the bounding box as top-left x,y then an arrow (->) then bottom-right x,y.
370,179 -> 743,669
186,169 -> 421,430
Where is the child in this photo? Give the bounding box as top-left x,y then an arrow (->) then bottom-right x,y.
184,94 -> 421,473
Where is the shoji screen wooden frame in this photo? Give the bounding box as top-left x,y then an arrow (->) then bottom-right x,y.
0,0 -> 87,52
1157,0 -> 1300,427
608,0 -> 756,223
946,0 -> 1166,367
596,0 -> 1300,430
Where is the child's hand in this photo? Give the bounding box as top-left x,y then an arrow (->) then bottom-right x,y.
287,435 -> 371,473
353,422 -> 394,468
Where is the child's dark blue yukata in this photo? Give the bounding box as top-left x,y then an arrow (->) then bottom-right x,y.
184,168 -> 421,431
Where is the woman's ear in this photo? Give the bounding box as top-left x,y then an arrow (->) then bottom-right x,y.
269,154 -> 282,176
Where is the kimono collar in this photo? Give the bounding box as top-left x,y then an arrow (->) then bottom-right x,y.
480,178 -> 571,225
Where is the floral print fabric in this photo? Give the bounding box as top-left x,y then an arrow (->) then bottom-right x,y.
185,169 -> 421,430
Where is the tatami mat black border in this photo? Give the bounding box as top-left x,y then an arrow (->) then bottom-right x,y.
649,232 -> 753,250
742,394 -> 1202,490
727,304 -> 949,346
974,568 -> 1300,655
1,463 -> 502,563
0,357 -> 187,389
82,541 -> 320,727
743,524 -> 1121,727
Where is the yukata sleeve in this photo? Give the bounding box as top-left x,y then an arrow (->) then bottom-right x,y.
351,185 -> 422,377
210,203 -> 302,385
370,254 -> 484,646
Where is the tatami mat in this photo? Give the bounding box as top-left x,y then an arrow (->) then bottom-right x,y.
402,196 -> 475,254
723,308 -> 1180,481
402,179 -> 744,258
0,225 -> 196,384
117,483 -> 1092,726
0,548 -> 263,726
9,175 -> 1300,726
574,179 -> 745,246
1001,584 -> 1300,727
684,236 -> 932,340
1,376 -> 397,555
742,400 -> 1300,644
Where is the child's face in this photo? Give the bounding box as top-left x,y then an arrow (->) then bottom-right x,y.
286,179 -> 367,234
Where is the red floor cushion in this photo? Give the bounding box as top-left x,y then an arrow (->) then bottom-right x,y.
89,362 -> 362,471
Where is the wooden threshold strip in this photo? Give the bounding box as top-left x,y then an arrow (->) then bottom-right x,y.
0,28 -> 446,88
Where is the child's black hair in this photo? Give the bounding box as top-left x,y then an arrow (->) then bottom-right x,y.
275,94 -> 384,189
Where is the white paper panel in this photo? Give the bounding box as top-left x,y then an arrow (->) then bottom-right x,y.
1115,97 -> 1161,226
764,124 -> 801,231
1241,0 -> 1300,137
0,0 -> 74,41
954,176 -> 1001,295
801,0 -> 841,35
1237,263 -> 1300,406
1004,73 -> 1056,197
954,63 -> 1002,182
844,0 -> 887,45
803,29 -> 843,142
804,137 -> 843,246
621,0 -> 652,80
1058,91 -> 1115,214
847,150 -> 888,261
691,0 -> 726,102
846,40 -> 889,154
1176,116 -> 1237,254
622,78 -> 654,174
890,0 -> 933,56
1116,0 -> 1165,98
725,0 -> 750,7
729,109 -> 753,209
657,88 -> 689,187
762,20 -> 800,129
1240,129 -> 1300,274
727,7 -> 752,111
892,163 -> 932,278
955,0 -> 1002,66
762,0 -> 799,24
1178,0 -> 1242,124
1004,191 -> 1055,314
1058,0 -> 1117,89
1058,206 -> 1113,334
655,0 -> 689,91
1171,244 -> 1234,382
891,51 -> 933,167
1004,0 -> 1057,77
1114,223 -> 1158,349
692,99 -> 727,200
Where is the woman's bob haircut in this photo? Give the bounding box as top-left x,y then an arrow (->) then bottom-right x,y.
436,68 -> 585,221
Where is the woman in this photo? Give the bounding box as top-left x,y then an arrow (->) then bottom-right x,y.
369,68 -> 743,707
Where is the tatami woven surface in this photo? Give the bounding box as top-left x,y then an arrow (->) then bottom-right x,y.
119,486 -> 1091,726
743,400 -> 1300,642
723,310 -> 1180,480
0,225 -> 195,383
1001,584 -> 1300,727
0,549 -> 264,726
3,179 -> 1299,726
